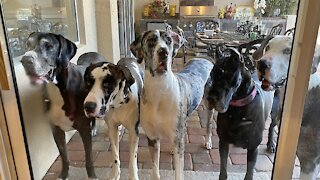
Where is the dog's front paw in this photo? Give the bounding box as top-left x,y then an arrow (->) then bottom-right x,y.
267,142 -> 276,153
204,141 -> 212,150
204,137 -> 212,150
151,172 -> 160,180
151,167 -> 160,180
88,178 -> 99,180
109,165 -> 121,180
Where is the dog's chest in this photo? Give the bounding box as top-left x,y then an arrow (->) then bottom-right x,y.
140,74 -> 181,140
46,83 -> 74,131
217,102 -> 266,148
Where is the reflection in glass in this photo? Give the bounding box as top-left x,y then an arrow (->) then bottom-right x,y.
294,27 -> 320,179
3,0 -> 78,57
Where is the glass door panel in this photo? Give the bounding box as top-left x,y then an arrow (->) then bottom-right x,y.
0,0 -> 82,179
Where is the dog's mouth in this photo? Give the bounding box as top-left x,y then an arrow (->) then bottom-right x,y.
156,61 -> 167,74
26,69 -> 54,85
260,77 -> 286,91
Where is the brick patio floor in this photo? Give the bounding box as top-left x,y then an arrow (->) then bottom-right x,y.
43,57 -> 302,179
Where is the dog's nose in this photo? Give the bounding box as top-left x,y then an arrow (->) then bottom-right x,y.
257,59 -> 271,75
158,47 -> 168,58
21,56 -> 34,66
84,101 -> 97,113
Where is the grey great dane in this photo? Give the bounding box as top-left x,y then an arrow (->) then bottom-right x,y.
21,32 -> 105,179
253,35 -> 320,180
130,29 -> 213,179
83,58 -> 143,180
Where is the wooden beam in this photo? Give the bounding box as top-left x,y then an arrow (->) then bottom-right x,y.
0,42 -> 10,90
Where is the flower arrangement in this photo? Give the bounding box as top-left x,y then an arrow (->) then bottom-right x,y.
254,0 -> 267,15
149,0 -> 168,18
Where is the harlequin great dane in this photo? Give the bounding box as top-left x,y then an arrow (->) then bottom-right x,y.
253,35 -> 320,180
130,29 -> 213,179
20,32 -> 106,179
83,58 -> 143,180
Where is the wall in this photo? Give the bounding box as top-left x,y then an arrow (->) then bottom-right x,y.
95,0 -> 120,63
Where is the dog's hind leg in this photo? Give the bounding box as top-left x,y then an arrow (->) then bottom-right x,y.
205,109 -> 217,150
129,130 -> 139,180
108,122 -> 121,180
51,125 -> 69,179
147,138 -> 160,180
219,141 -> 229,180
79,124 -> 97,179
244,148 -> 258,180
174,136 -> 185,180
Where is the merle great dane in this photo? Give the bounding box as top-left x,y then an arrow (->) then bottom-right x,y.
83,58 -> 143,180
253,35 -> 320,180
205,46 -> 274,180
21,32 -> 105,179
130,29 -> 213,179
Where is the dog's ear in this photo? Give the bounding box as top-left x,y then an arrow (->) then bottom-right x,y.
215,43 -> 227,62
130,33 -> 146,64
170,30 -> 185,58
252,36 -> 273,61
119,66 -> 135,89
109,64 -> 135,89
55,34 -> 77,67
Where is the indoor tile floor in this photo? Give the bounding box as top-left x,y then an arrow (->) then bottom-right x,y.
43,57 -> 302,180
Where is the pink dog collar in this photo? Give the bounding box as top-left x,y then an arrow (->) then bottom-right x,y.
229,86 -> 257,107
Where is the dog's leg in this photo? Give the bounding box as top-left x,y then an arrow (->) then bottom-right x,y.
244,148 -> 258,180
174,136 -> 185,180
147,138 -> 160,180
129,130 -> 139,180
267,115 -> 277,153
219,141 -> 229,180
91,119 -> 97,137
51,125 -> 69,179
78,125 -> 97,179
300,160 -> 320,180
109,122 -> 121,180
205,109 -> 217,150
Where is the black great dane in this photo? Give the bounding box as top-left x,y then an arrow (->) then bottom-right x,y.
205,46 -> 274,180
21,32 -> 105,179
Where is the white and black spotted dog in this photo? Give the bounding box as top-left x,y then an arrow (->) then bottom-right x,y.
83,58 -> 143,180
253,35 -> 320,180
130,29 -> 213,179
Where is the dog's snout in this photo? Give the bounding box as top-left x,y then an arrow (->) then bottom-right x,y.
21,56 -> 34,66
158,47 -> 168,58
84,101 -> 97,113
257,59 -> 271,75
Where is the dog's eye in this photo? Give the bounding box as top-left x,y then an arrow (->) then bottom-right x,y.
165,36 -> 172,45
44,42 -> 53,50
283,47 -> 291,55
